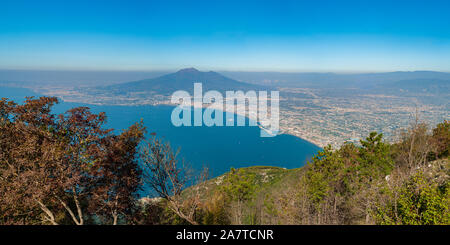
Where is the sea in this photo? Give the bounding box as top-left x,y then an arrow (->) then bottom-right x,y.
0,86 -> 321,178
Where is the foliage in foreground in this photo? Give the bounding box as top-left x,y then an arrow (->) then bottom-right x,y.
193,121 -> 449,225
0,97 -> 146,225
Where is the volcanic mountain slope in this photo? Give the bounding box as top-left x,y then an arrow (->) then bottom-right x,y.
104,68 -> 267,95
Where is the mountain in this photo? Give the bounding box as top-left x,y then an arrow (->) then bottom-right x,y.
104,68 -> 267,95
220,70 -> 450,89
379,78 -> 450,92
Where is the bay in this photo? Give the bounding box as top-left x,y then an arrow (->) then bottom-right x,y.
0,86 -> 321,178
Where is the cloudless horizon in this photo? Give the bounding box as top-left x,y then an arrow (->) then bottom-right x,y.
1,0 -> 450,72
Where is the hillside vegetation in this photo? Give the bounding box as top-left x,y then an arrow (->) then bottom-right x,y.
141,121 -> 449,225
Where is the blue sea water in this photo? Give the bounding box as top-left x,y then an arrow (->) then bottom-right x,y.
0,86 -> 321,178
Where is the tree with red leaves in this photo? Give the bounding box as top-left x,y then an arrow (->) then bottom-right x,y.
0,97 -> 146,225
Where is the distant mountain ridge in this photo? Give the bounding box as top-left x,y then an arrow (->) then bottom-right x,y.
104,68 -> 267,95
377,78 -> 450,94
220,70 -> 450,88
2,69 -> 449,91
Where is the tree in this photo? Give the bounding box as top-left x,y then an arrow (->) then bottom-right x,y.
0,97 -> 146,225
375,172 -> 449,225
140,137 -> 208,225
393,122 -> 433,175
430,120 -> 449,159
201,191 -> 231,225
89,120 -> 146,225
358,132 -> 394,180
218,168 -> 257,224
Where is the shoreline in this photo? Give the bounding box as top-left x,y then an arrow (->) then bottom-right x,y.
2,85 -> 324,149
55,97 -> 324,149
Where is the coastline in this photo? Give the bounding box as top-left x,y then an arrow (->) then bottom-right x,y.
69,99 -> 324,149
6,85 -> 324,150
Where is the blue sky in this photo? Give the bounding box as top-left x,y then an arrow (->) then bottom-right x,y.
1,0 -> 449,72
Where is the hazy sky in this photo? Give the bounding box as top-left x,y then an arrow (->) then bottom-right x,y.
1,0 -> 449,72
